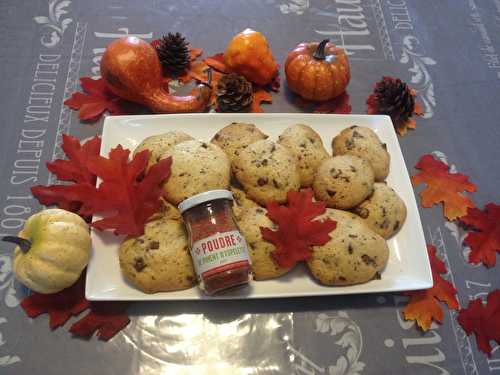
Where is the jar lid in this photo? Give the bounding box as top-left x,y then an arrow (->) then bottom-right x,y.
178,189 -> 233,213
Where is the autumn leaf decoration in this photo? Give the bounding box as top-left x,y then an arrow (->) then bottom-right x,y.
31,134 -> 172,236
411,154 -> 477,221
457,289 -> 500,356
260,189 -> 337,268
64,77 -> 135,121
403,244 -> 459,331
21,276 -> 130,340
460,203 -> 500,267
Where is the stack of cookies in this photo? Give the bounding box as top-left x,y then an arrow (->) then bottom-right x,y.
119,122 -> 407,294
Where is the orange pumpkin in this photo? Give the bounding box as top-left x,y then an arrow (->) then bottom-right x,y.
285,39 -> 350,102
224,29 -> 278,85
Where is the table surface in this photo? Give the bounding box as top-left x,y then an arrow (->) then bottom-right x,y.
1,1 -> 499,374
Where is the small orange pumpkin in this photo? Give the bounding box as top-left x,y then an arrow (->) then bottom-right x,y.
285,39 -> 350,102
224,29 -> 278,85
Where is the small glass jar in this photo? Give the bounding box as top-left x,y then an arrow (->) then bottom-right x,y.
178,190 -> 252,295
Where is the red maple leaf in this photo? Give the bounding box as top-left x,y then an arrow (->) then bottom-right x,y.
460,203 -> 500,267
411,154 -> 476,220
260,189 -> 337,268
69,302 -> 130,341
32,136 -> 172,236
314,92 -> 352,114
64,77 -> 134,121
20,276 -> 130,341
32,135 -> 101,213
83,147 -> 172,236
457,289 -> 500,356
47,134 -> 101,184
20,277 -> 89,329
403,244 -> 459,331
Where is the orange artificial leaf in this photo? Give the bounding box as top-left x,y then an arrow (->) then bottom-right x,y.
403,244 -> 459,330
411,154 -> 476,220
314,92 -> 352,114
461,203 -> 500,267
251,88 -> 273,113
189,47 -> 203,61
204,53 -> 229,73
260,189 -> 337,268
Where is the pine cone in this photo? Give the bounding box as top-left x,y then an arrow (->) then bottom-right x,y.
156,32 -> 190,75
216,73 -> 254,112
371,77 -> 415,122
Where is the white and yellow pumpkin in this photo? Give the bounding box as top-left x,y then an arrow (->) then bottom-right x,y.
5,208 -> 91,294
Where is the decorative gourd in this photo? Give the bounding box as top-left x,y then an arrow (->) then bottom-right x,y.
224,29 -> 278,85
3,209 -> 91,294
284,39 -> 350,102
101,36 -> 211,113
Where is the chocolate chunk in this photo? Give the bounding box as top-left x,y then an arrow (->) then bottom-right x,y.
345,139 -> 354,150
272,179 -> 280,189
349,125 -> 357,129
348,234 -> 358,238
380,219 -> 389,229
350,166 -> 357,173
382,143 -> 387,150
348,244 -> 353,254
257,177 -> 268,186
393,220 -> 400,231
361,254 -> 377,267
134,257 -> 146,272
149,241 -> 160,250
299,142 -> 306,148
374,272 -> 381,280
261,159 -> 268,166
256,208 -> 264,213
352,130 -> 364,138
214,133 -> 220,140
339,276 -> 346,282
270,144 -> 276,152
201,142 -> 208,149
355,207 -> 370,219
327,189 -> 337,197
308,137 -> 316,144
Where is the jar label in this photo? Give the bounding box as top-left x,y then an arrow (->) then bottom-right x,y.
190,230 -> 250,278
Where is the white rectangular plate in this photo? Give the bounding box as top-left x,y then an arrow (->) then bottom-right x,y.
86,113 -> 432,301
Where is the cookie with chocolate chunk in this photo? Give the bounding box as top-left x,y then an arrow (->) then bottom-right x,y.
233,139 -> 300,205
134,131 -> 193,170
277,124 -> 329,187
313,155 -> 374,209
353,182 -> 407,238
211,122 -> 268,163
162,140 -> 231,205
307,209 -> 389,286
237,206 -> 292,280
230,185 -> 260,219
332,126 -> 390,181
119,213 -> 195,293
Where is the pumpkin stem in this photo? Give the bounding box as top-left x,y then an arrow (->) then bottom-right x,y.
313,39 -> 330,60
2,236 -> 31,253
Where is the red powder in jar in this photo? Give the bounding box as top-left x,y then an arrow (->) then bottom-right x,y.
180,191 -> 251,295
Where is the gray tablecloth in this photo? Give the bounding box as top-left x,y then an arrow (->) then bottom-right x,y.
1,1 -> 499,374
